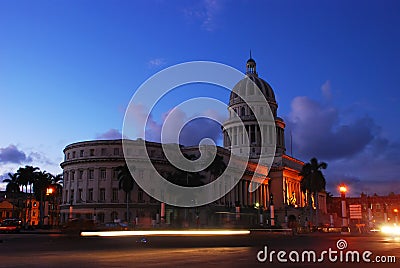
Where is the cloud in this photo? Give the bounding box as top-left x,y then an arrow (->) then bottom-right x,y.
148,58 -> 166,68
182,0 -> 222,31
286,96 -> 375,160
96,129 -> 124,140
284,84 -> 400,196
321,80 -> 332,100
125,104 -> 225,146
0,145 -> 32,164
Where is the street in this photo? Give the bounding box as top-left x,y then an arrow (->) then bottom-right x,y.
0,232 -> 399,267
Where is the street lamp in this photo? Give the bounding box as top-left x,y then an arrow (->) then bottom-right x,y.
46,187 -> 54,226
394,209 -> 398,224
339,185 -> 348,228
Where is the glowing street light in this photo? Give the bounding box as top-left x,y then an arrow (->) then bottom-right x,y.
339,186 -> 347,194
46,187 -> 54,196
339,185 -> 348,228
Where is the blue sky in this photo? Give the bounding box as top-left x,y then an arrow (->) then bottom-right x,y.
1,0 -> 399,196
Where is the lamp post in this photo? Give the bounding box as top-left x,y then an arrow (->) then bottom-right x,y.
46,187 -> 54,226
339,185 -> 348,228
269,193 -> 275,227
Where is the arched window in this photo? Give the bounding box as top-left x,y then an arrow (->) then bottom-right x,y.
111,211 -> 118,221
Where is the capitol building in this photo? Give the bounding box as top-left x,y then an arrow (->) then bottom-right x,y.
60,57 -> 326,227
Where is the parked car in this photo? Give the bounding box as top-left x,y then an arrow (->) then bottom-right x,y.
0,219 -> 22,233
98,221 -> 129,231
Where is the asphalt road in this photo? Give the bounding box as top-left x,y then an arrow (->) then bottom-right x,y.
0,232 -> 399,268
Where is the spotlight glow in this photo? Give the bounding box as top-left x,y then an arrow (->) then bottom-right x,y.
81,229 -> 250,237
381,225 -> 400,236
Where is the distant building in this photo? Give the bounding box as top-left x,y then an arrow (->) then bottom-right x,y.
60,57 -> 326,227
329,192 -> 400,228
0,191 -> 40,226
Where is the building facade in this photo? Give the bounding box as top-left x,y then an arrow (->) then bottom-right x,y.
60,57 -> 325,227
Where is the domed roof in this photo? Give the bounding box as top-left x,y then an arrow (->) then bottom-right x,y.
247,57 -> 256,64
229,58 -> 276,105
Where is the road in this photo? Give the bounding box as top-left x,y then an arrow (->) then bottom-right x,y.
0,232 -> 399,267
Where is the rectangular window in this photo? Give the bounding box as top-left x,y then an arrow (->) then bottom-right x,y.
101,148 -> 107,156
112,188 -> 118,202
65,190 -> 68,203
138,189 -> 144,203
78,188 -> 83,202
71,170 -> 75,181
80,150 -> 84,157
65,172 -> 69,182
70,190 -> 74,203
99,188 -> 106,202
89,169 -> 94,180
88,189 -> 93,202
72,151 -> 76,158
78,170 -> 83,180
114,148 -> 119,155
113,168 -> 119,180
90,149 -> 95,156
100,169 -> 106,180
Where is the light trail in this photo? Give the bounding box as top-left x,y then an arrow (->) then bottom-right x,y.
81,229 -> 250,237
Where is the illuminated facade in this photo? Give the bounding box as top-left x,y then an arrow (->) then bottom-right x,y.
60,57 -> 326,227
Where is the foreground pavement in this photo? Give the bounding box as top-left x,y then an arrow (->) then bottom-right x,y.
0,232 -> 399,267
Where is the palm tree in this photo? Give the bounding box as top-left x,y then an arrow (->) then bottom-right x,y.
117,164 -> 135,223
3,173 -> 21,218
300,157 -> 327,227
205,154 -> 227,182
16,166 -> 39,193
15,165 -> 39,227
48,173 -> 63,226
33,170 -> 52,226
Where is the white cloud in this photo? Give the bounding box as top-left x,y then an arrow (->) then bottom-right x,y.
96,129 -> 124,140
148,58 -> 166,68
182,0 -> 222,32
321,80 -> 332,100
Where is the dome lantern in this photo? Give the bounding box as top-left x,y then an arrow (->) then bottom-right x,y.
246,50 -> 257,75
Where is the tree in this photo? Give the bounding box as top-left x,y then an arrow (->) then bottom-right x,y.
3,173 -> 21,218
15,166 -> 39,227
33,170 -> 52,226
117,164 -> 135,223
48,173 -> 63,226
300,157 -> 327,227
205,154 -> 227,182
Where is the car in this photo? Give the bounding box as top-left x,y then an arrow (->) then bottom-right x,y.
98,221 -> 129,231
0,219 -> 22,233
